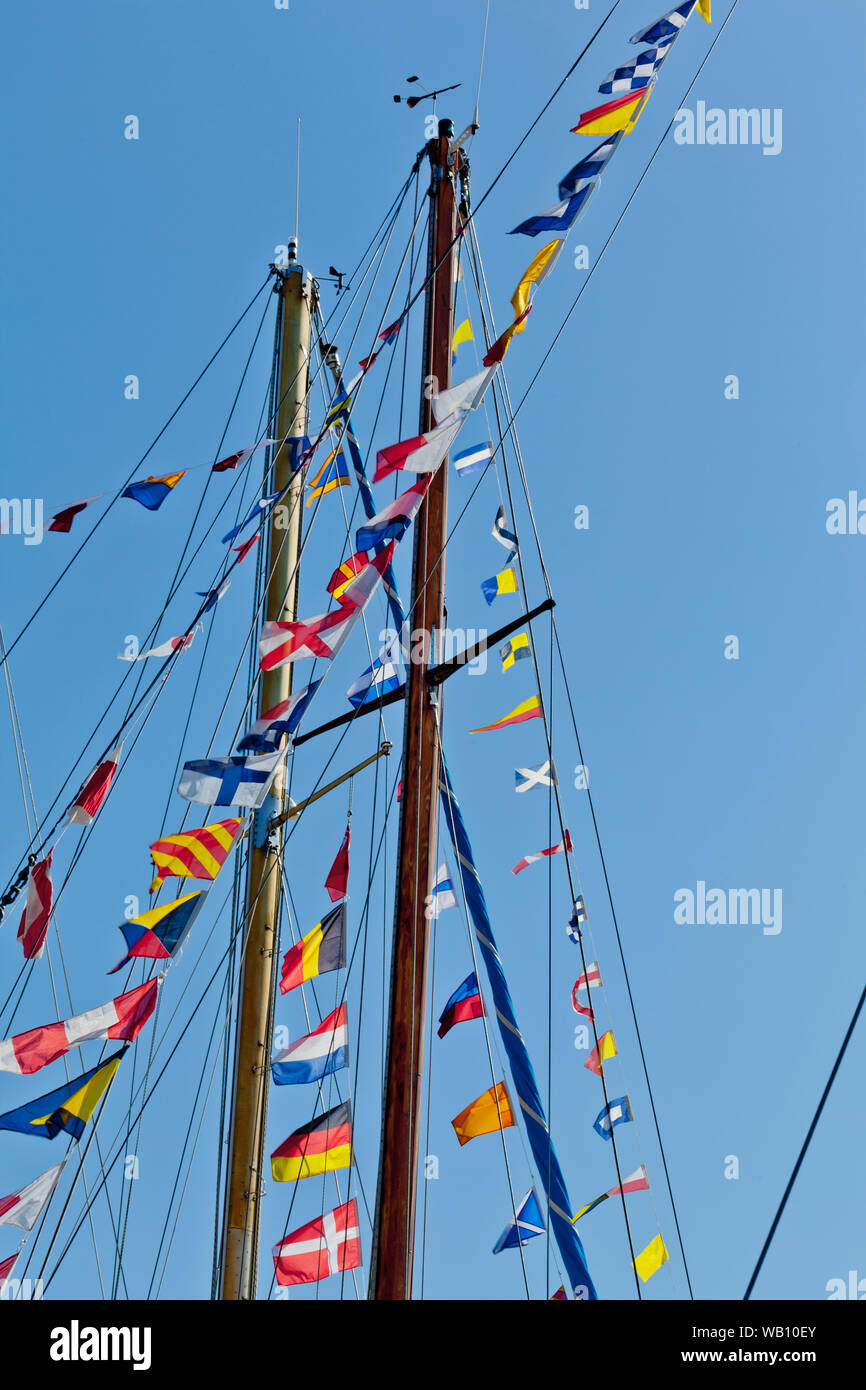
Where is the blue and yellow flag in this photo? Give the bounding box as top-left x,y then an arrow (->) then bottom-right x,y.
0,1048 -> 126,1140
307,448 -> 350,505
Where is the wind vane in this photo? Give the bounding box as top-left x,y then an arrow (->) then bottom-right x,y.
393,75 -> 461,109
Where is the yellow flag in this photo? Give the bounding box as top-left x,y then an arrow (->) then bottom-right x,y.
633,1233 -> 669,1283
572,85 -> 652,137
451,317 -> 473,357
451,1082 -> 515,1146
511,240 -> 563,330
697,0 -> 711,21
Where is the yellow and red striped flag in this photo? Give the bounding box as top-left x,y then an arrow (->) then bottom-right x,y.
571,87 -> 652,136
470,695 -> 541,734
149,818 -> 242,892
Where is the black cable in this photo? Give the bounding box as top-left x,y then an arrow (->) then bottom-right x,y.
744,981 -> 866,1300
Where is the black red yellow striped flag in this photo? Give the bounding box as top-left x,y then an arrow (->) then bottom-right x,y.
271,1102 -> 352,1182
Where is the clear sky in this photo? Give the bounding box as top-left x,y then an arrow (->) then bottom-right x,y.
1,0 -> 864,1303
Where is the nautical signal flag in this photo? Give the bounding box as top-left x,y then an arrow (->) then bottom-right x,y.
593,1094 -> 632,1140
630,2 -> 707,46
66,744 -> 122,826
17,852 -> 53,960
236,682 -> 321,753
221,490 -> 282,545
482,305 -> 531,366
500,633 -> 530,672
259,607 -> 356,670
149,818 -> 242,889
233,533 -> 259,562
0,1048 -> 125,1141
211,440 -> 279,473
571,960 -> 601,1019
178,749 -> 285,809
470,695 -> 541,734
633,1233 -> 669,1283
425,863 -> 456,920
109,890 -> 207,974
452,1082 -> 515,1146
0,980 -> 158,1075
438,973 -> 483,1039
0,1163 -> 63,1232
47,495 -> 103,533
373,416 -> 465,483
431,365 -> 497,423
492,505 -> 518,562
195,580 -> 230,613
272,1199 -> 361,1286
453,441 -> 493,477
571,87 -> 652,135
122,472 -> 185,510
346,644 -> 402,708
356,477 -> 432,551
558,133 -> 623,200
599,42 -> 673,94
567,896 -> 588,944
359,318 -> 402,372
307,447 -> 350,504
271,1004 -> 349,1087
325,825 -> 350,902
510,185 -> 595,238
0,1255 -> 17,1290
512,830 -> 573,875
584,1029 -> 617,1077
480,567 -> 519,605
327,551 -> 370,603
514,760 -> 556,794
271,1101 -> 352,1182
493,1189 -> 545,1253
280,903 -> 346,994
573,1165 -> 650,1223
451,317 -> 473,363
118,631 -> 196,662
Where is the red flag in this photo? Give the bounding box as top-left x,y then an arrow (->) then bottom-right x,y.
0,1253 -> 18,1290
66,744 -> 122,826
327,551 -> 369,603
47,495 -> 103,533
272,1200 -> 361,1286
325,826 -> 350,902
482,306 -> 532,367
233,533 -> 259,563
17,851 -> 53,960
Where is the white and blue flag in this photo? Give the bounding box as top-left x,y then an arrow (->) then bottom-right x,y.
346,642 -> 401,708
567,895 -> 588,944
630,1 -> 696,46
178,748 -> 285,808
271,1004 -> 349,1086
236,681 -> 320,753
493,1188 -> 546,1253
514,760 -> 556,794
593,1095 -> 632,1140
557,133 -> 623,201
599,43 -> 673,94
492,505 -> 518,563
453,441 -> 493,477
425,862 -> 457,920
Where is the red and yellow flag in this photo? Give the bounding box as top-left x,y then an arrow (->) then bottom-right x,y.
271,1102 -> 352,1182
149,819 -> 242,891
571,87 -> 652,136
470,695 -> 541,734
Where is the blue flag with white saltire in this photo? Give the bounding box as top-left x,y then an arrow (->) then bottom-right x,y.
593,1094 -> 632,1140
493,1188 -> 546,1253
599,43 -> 673,94
630,1 -> 696,46
514,760 -> 556,794
178,749 -> 285,808
557,133 -> 624,201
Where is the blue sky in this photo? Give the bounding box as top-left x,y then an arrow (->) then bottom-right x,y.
1,0 -> 864,1302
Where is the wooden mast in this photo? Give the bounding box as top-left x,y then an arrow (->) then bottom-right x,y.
219,250 -> 315,1300
371,118 -> 460,1300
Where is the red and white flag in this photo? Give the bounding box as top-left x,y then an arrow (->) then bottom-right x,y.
571,960 -> 602,1020
212,440 -> 278,473
0,1163 -> 63,1231
272,1199 -> 361,1287
17,852 -> 54,960
66,743 -> 122,825
512,829 -> 573,875
373,415 -> 465,483
0,1253 -> 18,1290
0,978 -> 159,1075
118,633 -> 195,662
325,826 -> 350,903
259,547 -> 393,671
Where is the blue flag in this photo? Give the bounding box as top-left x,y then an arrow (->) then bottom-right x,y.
221,491 -> 282,545
493,1188 -> 546,1253
593,1094 -> 632,1140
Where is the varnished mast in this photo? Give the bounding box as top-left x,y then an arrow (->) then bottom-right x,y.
219,248 -> 315,1299
371,119 -> 461,1300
